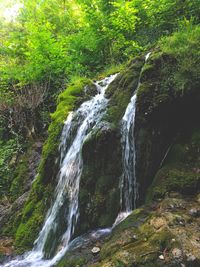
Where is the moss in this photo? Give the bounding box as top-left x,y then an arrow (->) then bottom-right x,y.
9,153 -> 30,201
15,201 -> 44,252
14,183 -> 53,253
98,209 -> 175,267
15,77 -> 93,253
76,125 -> 121,235
95,63 -> 124,81
160,25 -> 200,96
146,130 -> 200,202
105,56 -> 144,127
57,256 -> 88,267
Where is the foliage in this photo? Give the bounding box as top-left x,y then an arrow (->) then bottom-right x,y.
160,24 -> 200,94
0,137 -> 22,197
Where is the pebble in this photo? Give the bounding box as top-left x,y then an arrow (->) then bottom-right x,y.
133,234 -> 138,240
91,246 -> 101,255
159,255 -> 164,260
189,208 -> 200,217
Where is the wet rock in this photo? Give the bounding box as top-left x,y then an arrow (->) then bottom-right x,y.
84,83 -> 98,97
91,247 -> 101,255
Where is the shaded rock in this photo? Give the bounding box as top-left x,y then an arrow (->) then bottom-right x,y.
0,192 -> 29,233
186,253 -> 196,262
84,83 -> 98,97
189,208 -> 200,217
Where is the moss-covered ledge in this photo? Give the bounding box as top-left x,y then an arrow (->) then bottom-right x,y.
14,77 -> 96,253
104,56 -> 145,127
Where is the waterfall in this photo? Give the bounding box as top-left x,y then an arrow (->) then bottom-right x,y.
2,53 -> 151,267
2,74 -> 117,267
115,53 -> 151,224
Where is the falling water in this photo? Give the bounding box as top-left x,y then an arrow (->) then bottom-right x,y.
1,74 -> 117,267
116,53 -> 151,223
2,53 -> 151,267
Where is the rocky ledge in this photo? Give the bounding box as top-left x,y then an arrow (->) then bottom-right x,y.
58,193 -> 200,267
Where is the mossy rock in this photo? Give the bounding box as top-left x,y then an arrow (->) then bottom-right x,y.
96,210 -> 176,267
134,43 -> 200,204
14,77 -> 94,252
146,129 -> 200,202
76,123 -> 121,236
105,56 -> 144,127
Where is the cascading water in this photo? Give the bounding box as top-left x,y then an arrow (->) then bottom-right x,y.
2,53 -> 151,267
115,53 -> 151,224
1,74 -> 117,267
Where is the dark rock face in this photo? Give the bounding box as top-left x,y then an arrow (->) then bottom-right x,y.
135,51 -> 200,204
76,123 -> 121,235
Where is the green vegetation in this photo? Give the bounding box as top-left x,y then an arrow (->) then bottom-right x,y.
0,138 -> 21,197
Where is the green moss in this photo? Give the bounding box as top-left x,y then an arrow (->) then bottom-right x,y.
160,25 -> 200,95
99,209 -> 175,267
15,201 -> 44,252
77,125 -> 121,234
95,63 -> 124,80
105,57 -> 144,127
57,257 -> 87,267
146,130 -> 200,202
9,154 -> 29,201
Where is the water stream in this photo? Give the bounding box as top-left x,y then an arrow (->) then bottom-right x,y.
2,74 -> 117,267
115,52 -> 151,223
2,53 -> 151,267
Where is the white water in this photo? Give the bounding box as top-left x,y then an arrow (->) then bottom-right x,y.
1,74 -> 117,267
116,53 -> 151,222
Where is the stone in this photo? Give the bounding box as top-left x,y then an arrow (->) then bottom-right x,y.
172,248 -> 182,259
189,208 -> 200,217
186,253 -> 196,262
150,217 -> 166,230
91,246 -> 101,255
159,255 -> 164,260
